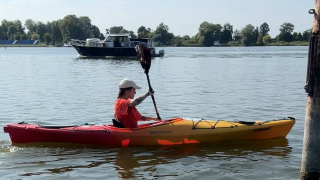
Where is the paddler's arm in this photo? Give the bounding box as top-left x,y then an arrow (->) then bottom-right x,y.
129,89 -> 153,107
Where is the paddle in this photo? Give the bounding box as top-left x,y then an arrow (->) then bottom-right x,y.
135,44 -> 161,120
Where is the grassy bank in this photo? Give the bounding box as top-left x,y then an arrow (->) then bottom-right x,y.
175,40 -> 309,47
0,44 -> 49,47
0,42 -> 62,47
266,41 -> 308,46
1,41 -> 309,48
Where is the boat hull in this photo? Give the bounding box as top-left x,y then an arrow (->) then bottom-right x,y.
3,118 -> 295,146
73,45 -> 162,57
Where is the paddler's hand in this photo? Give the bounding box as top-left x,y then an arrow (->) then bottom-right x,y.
150,117 -> 161,121
147,88 -> 154,96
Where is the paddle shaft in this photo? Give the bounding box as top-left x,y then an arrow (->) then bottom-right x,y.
146,73 -> 161,120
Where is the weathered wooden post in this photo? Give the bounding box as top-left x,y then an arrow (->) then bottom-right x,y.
301,1 -> 320,179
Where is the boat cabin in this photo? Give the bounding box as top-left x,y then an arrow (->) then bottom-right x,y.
72,33 -> 154,49
102,34 -> 130,47
99,34 -> 150,48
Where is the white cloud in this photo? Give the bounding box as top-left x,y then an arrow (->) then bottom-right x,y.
99,0 -> 126,6
97,0 -> 126,13
99,1 -> 113,6
11,0 -> 58,5
0,3 -> 15,15
115,0 -> 126,4
57,7 -> 80,14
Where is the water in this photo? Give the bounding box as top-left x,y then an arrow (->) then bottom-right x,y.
0,46 -> 307,179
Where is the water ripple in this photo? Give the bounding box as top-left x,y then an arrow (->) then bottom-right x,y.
0,46 -> 307,179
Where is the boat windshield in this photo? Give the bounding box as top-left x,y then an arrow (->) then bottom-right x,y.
106,36 -> 115,42
105,35 -> 130,42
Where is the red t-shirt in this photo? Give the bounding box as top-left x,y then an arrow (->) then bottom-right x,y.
114,98 -> 142,128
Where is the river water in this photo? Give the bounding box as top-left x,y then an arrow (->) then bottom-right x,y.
0,46 -> 307,179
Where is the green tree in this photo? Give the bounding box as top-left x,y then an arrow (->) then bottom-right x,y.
263,35 -> 272,45
26,31 -> 32,40
46,21 -> 52,35
14,20 -> 25,35
20,33 -> 27,40
1,19 -> 14,39
212,24 -> 223,42
302,29 -> 311,40
35,22 -> 47,41
298,32 -> 303,41
60,15 -> 83,41
119,29 -> 136,38
0,26 -> 3,39
79,16 -> 93,38
292,32 -> 302,41
278,32 -> 293,42
259,22 -> 270,36
51,20 -> 63,43
256,34 -> 264,45
233,29 -> 241,41
24,19 -> 36,33
158,22 -> 168,31
197,21 -> 215,46
137,26 -> 147,33
43,33 -> 52,44
240,24 -> 256,46
254,27 -> 259,42
182,35 -> 190,41
106,26 -> 123,34
220,23 -> 232,43
137,26 -> 151,38
172,35 -> 182,46
60,15 -> 102,42
91,25 -> 101,38
7,25 -> 17,39
31,33 -> 39,40
0,21 -> 7,39
279,22 -> 295,34
14,33 -> 21,40
151,22 -> 173,45
188,36 -> 197,44
99,33 -> 105,39
277,23 -> 294,43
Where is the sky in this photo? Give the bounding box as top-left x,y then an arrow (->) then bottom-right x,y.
0,0 -> 315,38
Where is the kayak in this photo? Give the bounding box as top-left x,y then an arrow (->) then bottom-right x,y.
3,117 -> 295,146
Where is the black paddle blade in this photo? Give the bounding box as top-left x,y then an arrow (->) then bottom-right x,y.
135,44 -> 151,74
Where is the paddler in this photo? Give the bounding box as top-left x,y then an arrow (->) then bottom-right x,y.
114,78 -> 161,128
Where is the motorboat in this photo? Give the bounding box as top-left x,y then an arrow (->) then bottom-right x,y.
70,33 -> 164,58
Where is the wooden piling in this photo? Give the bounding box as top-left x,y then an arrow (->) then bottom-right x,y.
301,1 -> 320,179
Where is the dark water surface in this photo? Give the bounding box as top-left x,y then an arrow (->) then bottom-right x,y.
0,46 -> 307,179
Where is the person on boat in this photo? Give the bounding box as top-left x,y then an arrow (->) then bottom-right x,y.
114,78 -> 161,128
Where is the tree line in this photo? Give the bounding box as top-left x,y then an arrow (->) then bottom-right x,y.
0,14 -> 312,46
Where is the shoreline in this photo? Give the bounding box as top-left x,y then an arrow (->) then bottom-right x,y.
0,45 -> 309,48
0,44 -> 53,47
0,41 -> 309,48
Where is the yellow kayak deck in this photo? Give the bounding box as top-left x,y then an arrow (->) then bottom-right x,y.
109,117 -> 295,146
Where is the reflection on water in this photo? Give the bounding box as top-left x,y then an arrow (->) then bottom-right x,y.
115,139 -> 291,179
164,46 -> 307,59
76,54 -> 140,60
3,138 -> 291,179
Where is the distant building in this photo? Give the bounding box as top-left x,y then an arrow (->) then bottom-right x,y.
214,41 -> 221,46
